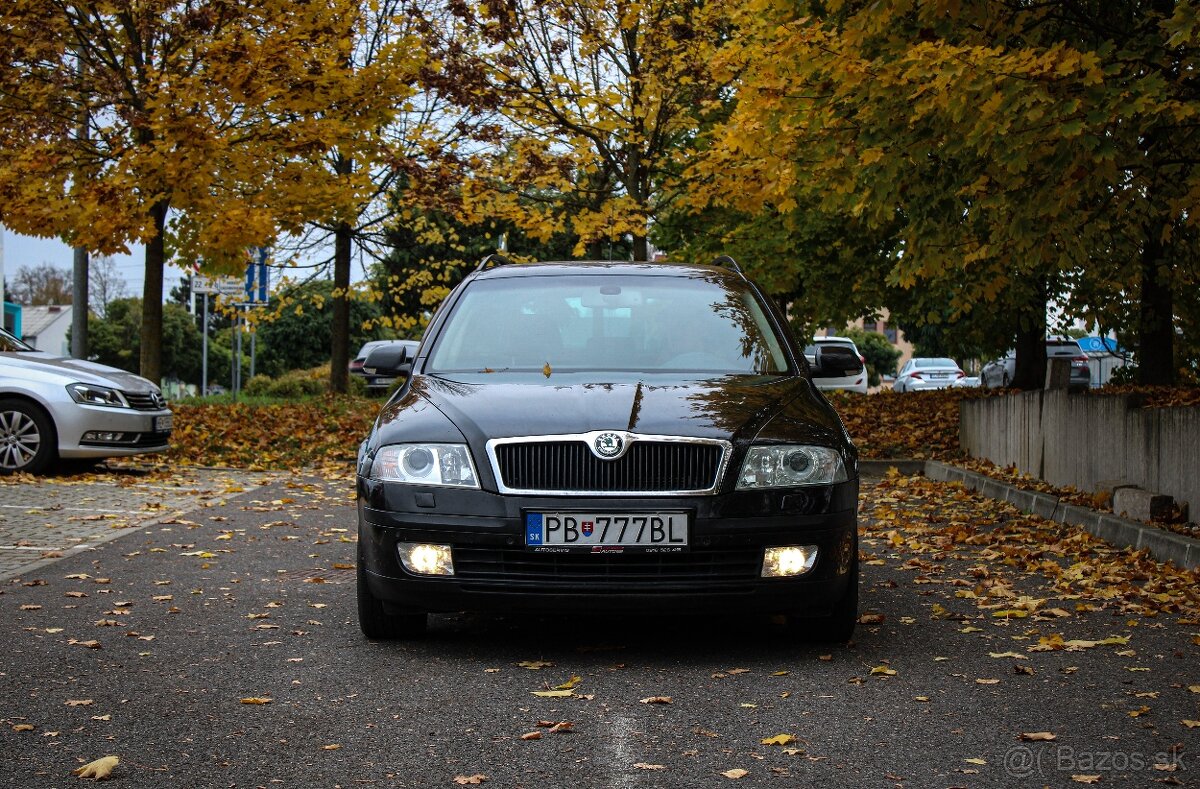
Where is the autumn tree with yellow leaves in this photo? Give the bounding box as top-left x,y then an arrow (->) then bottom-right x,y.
692,0 -> 1200,386
453,0 -> 728,261
0,0 -> 420,384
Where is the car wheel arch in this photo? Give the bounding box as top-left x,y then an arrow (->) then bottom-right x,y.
0,395 -> 60,473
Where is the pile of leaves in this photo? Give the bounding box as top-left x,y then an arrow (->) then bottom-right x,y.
864,471 -> 1200,621
827,389 -> 984,460
166,397 -> 379,470
1086,385 -> 1200,409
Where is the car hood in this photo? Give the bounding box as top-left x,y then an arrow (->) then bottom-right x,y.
383,372 -> 846,449
0,352 -> 159,392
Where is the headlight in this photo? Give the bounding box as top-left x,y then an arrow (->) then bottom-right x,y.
736,445 -> 847,489
67,383 -> 129,408
371,444 -> 479,488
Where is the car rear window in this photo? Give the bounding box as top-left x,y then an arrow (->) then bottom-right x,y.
428,274 -> 791,375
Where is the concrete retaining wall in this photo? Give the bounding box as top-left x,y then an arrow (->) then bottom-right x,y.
960,391 -> 1200,517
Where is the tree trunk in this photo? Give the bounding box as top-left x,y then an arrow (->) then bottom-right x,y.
631,234 -> 649,262
1136,226 -> 1175,385
139,200 -> 168,385
330,220 -> 352,395
1011,281 -> 1048,390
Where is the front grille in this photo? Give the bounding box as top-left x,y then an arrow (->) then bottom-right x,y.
493,440 -> 724,494
453,545 -> 760,593
123,391 -> 165,411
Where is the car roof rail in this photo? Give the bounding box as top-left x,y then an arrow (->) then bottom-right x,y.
710,255 -> 746,277
475,252 -> 514,272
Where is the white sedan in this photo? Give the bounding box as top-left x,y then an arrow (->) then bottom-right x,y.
1,327 -> 172,474
892,357 -> 966,392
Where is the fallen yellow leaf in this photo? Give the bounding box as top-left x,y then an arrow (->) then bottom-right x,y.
1071,776 -> 1101,784
453,775 -> 487,785
761,734 -> 796,746
1181,720 -> 1200,728
531,690 -> 573,698
640,696 -> 672,704
870,665 -> 896,676
13,723 -> 34,732
240,697 -> 272,705
722,768 -> 749,779
517,661 -> 553,670
1020,732 -> 1057,741
553,675 -> 582,690
634,763 -> 665,770
72,755 -> 118,780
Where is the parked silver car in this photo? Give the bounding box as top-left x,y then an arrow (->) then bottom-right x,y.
350,339 -> 419,393
0,327 -> 172,473
980,339 -> 1091,390
892,357 -> 965,392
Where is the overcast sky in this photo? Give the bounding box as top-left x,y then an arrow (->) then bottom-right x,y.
1,225 -> 179,301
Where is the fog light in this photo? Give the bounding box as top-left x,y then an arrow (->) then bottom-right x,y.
762,546 -> 819,578
83,431 -> 124,442
397,542 -> 454,576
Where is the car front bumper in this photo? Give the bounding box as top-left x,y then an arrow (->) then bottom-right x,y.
357,479 -> 859,617
53,402 -> 172,459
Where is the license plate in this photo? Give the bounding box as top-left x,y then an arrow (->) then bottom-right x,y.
154,414 -> 173,432
525,512 -> 687,552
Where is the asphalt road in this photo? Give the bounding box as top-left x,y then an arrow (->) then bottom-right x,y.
1,470 -> 1195,788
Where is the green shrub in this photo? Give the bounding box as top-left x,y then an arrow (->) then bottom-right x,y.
1108,364 -> 1138,385
243,375 -> 274,397
218,363 -> 371,399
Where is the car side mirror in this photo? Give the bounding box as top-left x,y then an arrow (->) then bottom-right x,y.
811,345 -> 864,378
363,345 -> 410,377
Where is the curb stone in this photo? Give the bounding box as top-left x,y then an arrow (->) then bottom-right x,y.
915,460 -> 1200,570
860,459 -> 1199,569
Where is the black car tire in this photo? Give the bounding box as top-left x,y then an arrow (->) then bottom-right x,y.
0,398 -> 56,475
357,552 -> 427,640
784,552 -> 859,644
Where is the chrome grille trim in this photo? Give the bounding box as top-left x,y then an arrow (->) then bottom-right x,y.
485,432 -> 731,496
122,391 -> 166,411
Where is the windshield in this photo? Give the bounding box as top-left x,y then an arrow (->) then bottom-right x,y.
427,274 -> 791,375
0,327 -> 35,352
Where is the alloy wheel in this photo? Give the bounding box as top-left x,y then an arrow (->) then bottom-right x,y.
0,409 -> 41,471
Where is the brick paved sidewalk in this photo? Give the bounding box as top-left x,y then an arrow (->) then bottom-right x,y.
0,469 -> 278,581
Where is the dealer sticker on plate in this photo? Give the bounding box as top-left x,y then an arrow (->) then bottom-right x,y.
525,512 -> 688,552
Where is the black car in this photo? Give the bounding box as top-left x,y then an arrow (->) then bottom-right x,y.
356,257 -> 861,641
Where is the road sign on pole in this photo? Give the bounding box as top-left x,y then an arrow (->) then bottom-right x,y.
244,247 -> 270,304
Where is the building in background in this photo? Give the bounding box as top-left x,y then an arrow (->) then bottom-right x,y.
20,304 -> 73,355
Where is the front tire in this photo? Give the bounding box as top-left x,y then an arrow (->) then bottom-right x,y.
785,552 -> 859,644
357,552 -> 427,640
0,399 -> 56,475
